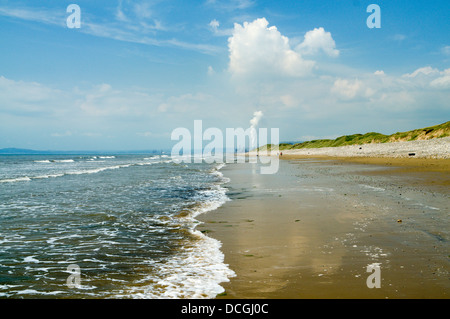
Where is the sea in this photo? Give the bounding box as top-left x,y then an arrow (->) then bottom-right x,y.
0,153 -> 235,298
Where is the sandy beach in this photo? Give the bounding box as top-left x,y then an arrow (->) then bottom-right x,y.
278,136 -> 450,159
197,139 -> 449,299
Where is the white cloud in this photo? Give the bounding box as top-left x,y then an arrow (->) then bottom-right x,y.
0,76 -> 67,115
0,75 -> 227,144
78,83 -> 163,118
228,18 -> 315,77
209,19 -> 233,36
374,70 -> 385,76
326,66 -> 450,115
398,66 -> 450,90
209,19 -> 220,29
0,6 -> 64,26
296,27 -> 339,57
0,4 -> 216,54
403,66 -> 439,78
430,69 -> 450,89
331,78 -> 362,99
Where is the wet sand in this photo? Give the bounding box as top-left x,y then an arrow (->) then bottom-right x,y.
281,155 -> 450,173
197,158 -> 449,299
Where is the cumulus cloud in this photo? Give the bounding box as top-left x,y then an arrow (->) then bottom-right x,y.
228,18 -> 315,77
296,27 -> 339,57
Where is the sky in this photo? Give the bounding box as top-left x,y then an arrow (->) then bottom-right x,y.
0,0 -> 449,151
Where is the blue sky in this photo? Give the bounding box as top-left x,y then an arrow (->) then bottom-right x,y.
0,0 -> 449,150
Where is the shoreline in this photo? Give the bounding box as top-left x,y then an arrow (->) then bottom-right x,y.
197,154 -> 449,299
280,155 -> 450,177
277,136 -> 450,159
249,136 -> 450,170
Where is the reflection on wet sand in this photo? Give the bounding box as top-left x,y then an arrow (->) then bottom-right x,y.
198,158 -> 449,299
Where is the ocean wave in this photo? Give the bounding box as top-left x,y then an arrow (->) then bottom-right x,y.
34,159 -> 75,163
53,159 -> 75,163
0,176 -> 32,183
67,164 -> 130,175
0,166 -> 123,183
0,161 -> 159,183
0,158 -> 177,183
0,157 -> 234,299
128,164 -> 234,299
131,229 -> 235,299
35,173 -> 65,179
14,289 -> 67,296
23,256 -> 40,263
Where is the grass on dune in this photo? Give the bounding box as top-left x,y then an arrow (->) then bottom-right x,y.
257,121 -> 450,151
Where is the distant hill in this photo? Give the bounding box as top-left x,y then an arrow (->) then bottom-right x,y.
259,121 -> 450,151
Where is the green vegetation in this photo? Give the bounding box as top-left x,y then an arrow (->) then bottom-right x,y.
258,121 -> 449,151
